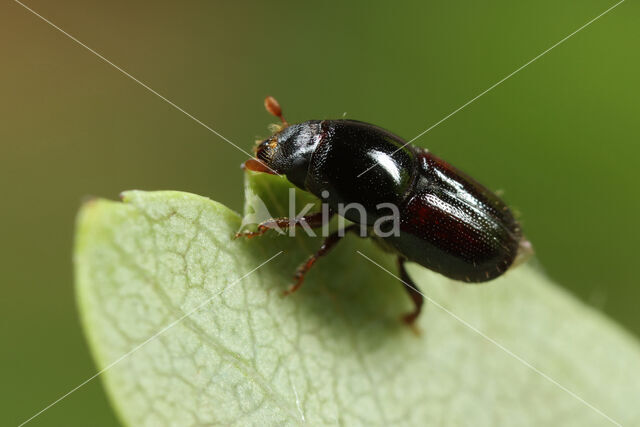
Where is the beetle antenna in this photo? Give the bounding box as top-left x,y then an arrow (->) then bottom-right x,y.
264,96 -> 288,127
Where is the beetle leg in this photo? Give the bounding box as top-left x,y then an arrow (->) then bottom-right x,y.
235,211 -> 333,239
397,257 -> 424,328
284,224 -> 358,295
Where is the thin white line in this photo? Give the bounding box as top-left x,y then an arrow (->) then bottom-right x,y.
356,251 -> 621,426
18,251 -> 283,427
292,384 -> 305,423
13,0 -> 279,175
357,0 -> 625,178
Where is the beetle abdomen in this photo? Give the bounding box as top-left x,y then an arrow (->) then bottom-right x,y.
385,150 -> 522,282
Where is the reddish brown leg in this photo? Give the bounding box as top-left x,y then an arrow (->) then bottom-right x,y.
397,257 -> 424,329
235,211 -> 333,239
285,224 -> 358,295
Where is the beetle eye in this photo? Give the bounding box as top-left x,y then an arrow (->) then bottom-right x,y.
256,147 -> 268,163
256,139 -> 274,163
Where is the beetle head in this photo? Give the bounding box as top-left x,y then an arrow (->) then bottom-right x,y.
244,122 -> 322,189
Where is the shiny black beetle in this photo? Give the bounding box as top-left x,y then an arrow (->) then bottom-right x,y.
239,97 -> 531,326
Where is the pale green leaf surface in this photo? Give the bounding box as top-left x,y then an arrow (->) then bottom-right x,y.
75,174 -> 640,426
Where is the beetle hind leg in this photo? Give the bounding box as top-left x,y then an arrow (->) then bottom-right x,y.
397,257 -> 424,330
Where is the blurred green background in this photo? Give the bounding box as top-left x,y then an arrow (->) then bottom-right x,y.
1,0 -> 638,425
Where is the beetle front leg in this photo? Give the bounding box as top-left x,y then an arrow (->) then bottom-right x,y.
235,211 -> 333,238
397,257 -> 424,330
284,224 -> 358,295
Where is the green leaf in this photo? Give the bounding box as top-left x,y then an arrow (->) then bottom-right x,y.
75,174 -> 640,426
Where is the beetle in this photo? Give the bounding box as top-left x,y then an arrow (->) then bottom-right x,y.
238,96 -> 531,326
